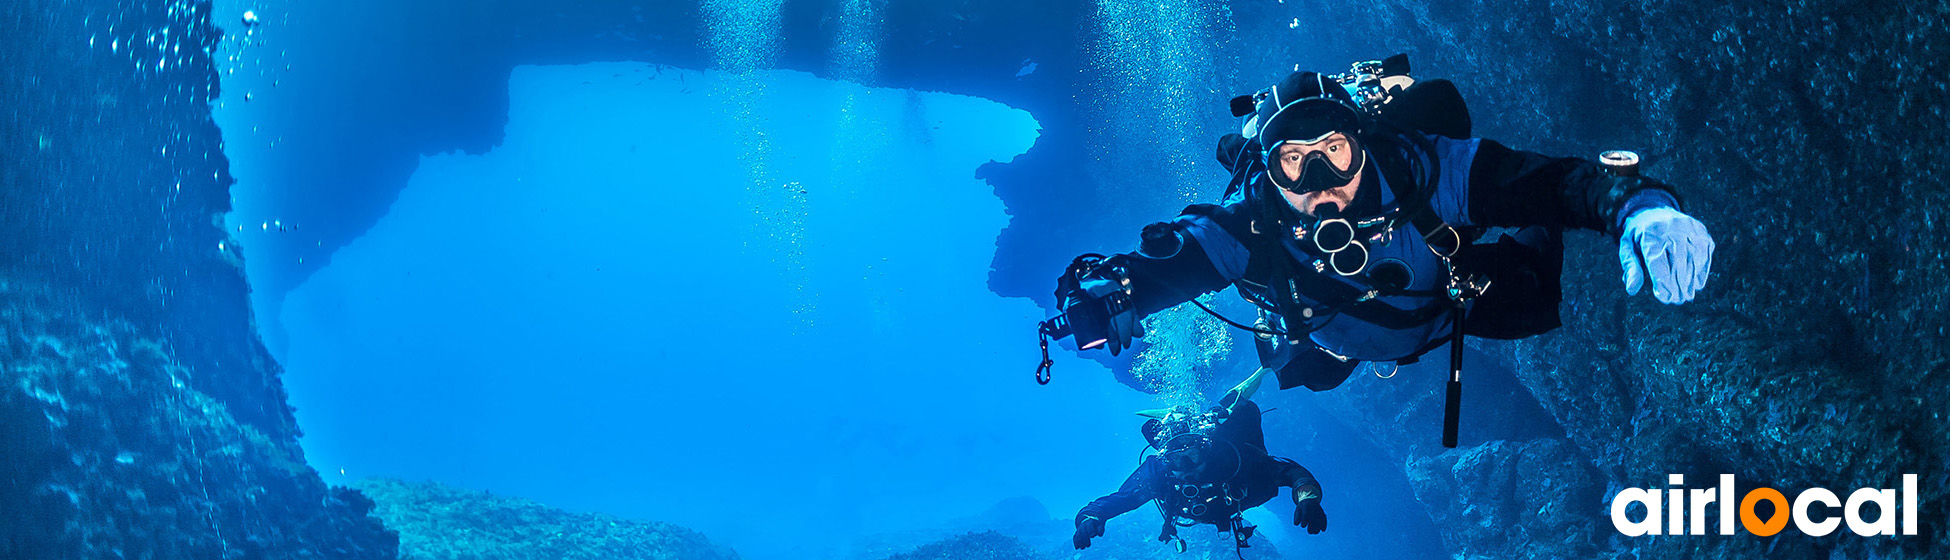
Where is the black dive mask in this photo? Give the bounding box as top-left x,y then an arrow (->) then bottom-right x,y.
1254,71 -> 1367,194
1281,147 -> 1364,194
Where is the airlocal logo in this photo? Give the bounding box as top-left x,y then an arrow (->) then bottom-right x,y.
1611,474 -> 1919,537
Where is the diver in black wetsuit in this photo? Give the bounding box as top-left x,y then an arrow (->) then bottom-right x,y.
1073,371 -> 1325,551
1039,57 -> 1716,446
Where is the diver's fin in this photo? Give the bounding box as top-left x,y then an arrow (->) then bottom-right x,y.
1135,408 -> 1172,419
1226,368 -> 1271,404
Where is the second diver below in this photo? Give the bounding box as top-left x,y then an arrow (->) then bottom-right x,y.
1074,371 -> 1325,551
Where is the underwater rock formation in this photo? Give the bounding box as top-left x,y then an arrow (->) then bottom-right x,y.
1,0 -> 295,440
876,531 -> 1048,560
1,1 -> 396,558
356,479 -> 739,560
0,280 -> 396,559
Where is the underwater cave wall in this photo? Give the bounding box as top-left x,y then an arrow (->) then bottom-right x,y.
1,1 -> 395,558
2,0 -> 295,444
1221,0 -> 1950,557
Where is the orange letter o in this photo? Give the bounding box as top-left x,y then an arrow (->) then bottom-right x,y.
1741,488 -> 1791,536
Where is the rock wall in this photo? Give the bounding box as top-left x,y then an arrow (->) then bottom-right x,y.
0,281 -> 395,559
1,1 -> 396,558
1,0 -> 297,440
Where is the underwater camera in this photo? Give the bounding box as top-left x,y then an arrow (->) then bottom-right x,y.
1040,254 -> 1136,353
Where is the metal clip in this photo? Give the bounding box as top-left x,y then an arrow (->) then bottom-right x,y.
1375,362 -> 1400,379
1320,347 -> 1352,363
1035,328 -> 1054,385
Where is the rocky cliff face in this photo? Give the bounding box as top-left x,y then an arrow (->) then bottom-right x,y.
1,1 -> 397,558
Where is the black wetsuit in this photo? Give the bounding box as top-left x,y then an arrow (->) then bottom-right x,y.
1103,130 -> 1678,390
1079,401 -> 1319,528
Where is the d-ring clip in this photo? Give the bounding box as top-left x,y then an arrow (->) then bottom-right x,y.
1375,362 -> 1400,379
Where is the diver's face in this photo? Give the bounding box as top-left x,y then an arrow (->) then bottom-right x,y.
1166,448 -> 1206,476
1275,134 -> 1363,217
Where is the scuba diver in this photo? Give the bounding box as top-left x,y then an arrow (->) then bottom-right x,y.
1073,369 -> 1325,551
1037,55 -> 1716,447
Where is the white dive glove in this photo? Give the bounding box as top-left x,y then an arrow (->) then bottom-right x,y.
1619,207 -> 1714,304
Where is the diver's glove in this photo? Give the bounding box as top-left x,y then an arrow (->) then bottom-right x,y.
1292,491 -> 1327,534
1056,259 -> 1141,356
1073,514 -> 1106,549
1619,207 -> 1714,304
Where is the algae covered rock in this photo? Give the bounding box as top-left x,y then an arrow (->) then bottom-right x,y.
0,281 -> 397,560
356,478 -> 739,560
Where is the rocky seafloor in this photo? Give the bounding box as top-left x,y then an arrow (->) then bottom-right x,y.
356,479 -> 739,560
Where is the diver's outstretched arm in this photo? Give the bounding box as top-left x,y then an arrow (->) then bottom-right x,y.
1274,457 -> 1329,534
1056,212 -> 1244,355
1078,458 -> 1162,522
1424,135 -> 1713,303
1273,458 -> 1322,499
1074,458 -> 1164,549
1109,214 -> 1243,319
1422,135 -> 1677,234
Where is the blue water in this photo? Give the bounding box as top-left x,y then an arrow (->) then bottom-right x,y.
271,62 -> 1170,557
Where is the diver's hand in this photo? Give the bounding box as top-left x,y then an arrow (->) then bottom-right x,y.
1073,515 -> 1106,549
1062,275 -> 1140,356
1103,297 -> 1139,356
1619,207 -> 1714,304
1293,497 -> 1327,534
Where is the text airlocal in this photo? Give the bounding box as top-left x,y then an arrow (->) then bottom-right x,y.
1611,474 -> 1919,537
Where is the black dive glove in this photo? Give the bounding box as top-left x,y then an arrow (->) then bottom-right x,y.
1293,496 -> 1327,534
1053,256 -> 1140,356
1073,514 -> 1106,549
